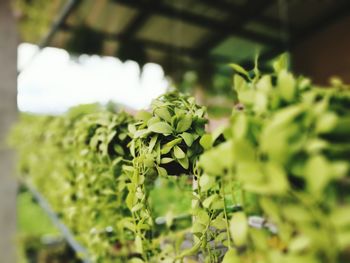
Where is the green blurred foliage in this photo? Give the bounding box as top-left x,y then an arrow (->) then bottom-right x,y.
10,56 -> 350,262
198,54 -> 350,262
17,189 -> 80,263
14,0 -> 62,43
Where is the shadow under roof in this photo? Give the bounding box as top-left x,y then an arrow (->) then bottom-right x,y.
19,0 -> 350,71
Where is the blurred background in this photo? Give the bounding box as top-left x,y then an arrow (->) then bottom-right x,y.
1,0 -> 350,262
14,0 -> 350,115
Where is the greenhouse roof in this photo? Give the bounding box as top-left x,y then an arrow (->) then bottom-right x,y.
18,0 -> 350,70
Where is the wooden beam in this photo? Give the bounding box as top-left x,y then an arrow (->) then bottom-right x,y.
39,0 -> 82,48
18,0 -> 83,73
122,12 -> 150,40
61,23 -> 233,63
193,0 -> 277,57
200,0 -> 283,32
112,0 -> 283,47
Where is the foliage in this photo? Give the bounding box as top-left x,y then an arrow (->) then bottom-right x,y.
122,92 -> 207,261
13,0 -> 62,43
10,56 -> 350,263
11,104 -> 136,262
197,55 -> 350,262
17,189 -> 58,237
17,189 -> 79,263
10,95 -> 206,262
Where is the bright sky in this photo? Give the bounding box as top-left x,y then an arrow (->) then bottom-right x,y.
17,43 -> 168,114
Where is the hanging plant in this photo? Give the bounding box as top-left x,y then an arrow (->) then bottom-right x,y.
9,55 -> 350,262
197,55 -> 350,262
121,92 -> 207,261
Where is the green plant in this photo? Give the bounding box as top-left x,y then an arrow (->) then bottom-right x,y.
10,94 -> 207,262
14,0 -> 61,43
10,56 -> 350,263
197,55 -> 350,262
10,104 -> 136,262
122,92 -> 207,261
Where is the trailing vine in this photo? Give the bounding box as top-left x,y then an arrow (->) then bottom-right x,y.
197,56 -> 350,262
123,92 -> 207,262
9,56 -> 350,263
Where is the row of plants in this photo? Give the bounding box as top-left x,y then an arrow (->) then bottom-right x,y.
10,56 -> 350,262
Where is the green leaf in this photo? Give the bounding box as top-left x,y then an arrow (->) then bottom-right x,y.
135,110 -> 152,121
212,125 -> 226,142
144,154 -> 154,168
148,135 -> 158,153
265,162 -> 289,194
278,69 -> 296,102
134,129 -> 150,138
176,115 -> 192,132
173,145 -> 185,159
211,216 -> 227,230
122,219 -> 136,232
114,144 -> 125,156
107,130 -> 117,143
229,63 -> 249,78
256,75 -> 272,93
156,141 -> 161,164
178,155 -> 189,169
128,124 -> 137,134
131,203 -> 143,213
260,198 -> 280,222
135,235 -> 143,254
215,232 -> 228,243
289,235 -> 310,253
330,206 -> 350,227
154,107 -> 172,123
195,108 -> 205,117
200,134 -> 212,150
196,210 -> 210,225
148,122 -> 173,134
233,113 -> 247,139
160,138 -> 182,154
130,140 -> 135,157
222,249 -> 239,263
230,212 -> 248,246
180,132 -> 194,147
156,166 -> 168,177
147,116 -> 161,126
160,157 -> 173,164
233,139 -> 255,162
118,132 -> 127,141
199,173 -> 215,192
305,155 -> 331,193
202,194 -> 218,208
126,192 -> 135,210
273,53 -> 288,73
199,141 -> 233,175
192,221 -> 206,233
176,241 -> 201,259
253,53 -> 260,80
233,74 -> 248,94
316,112 -> 338,133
